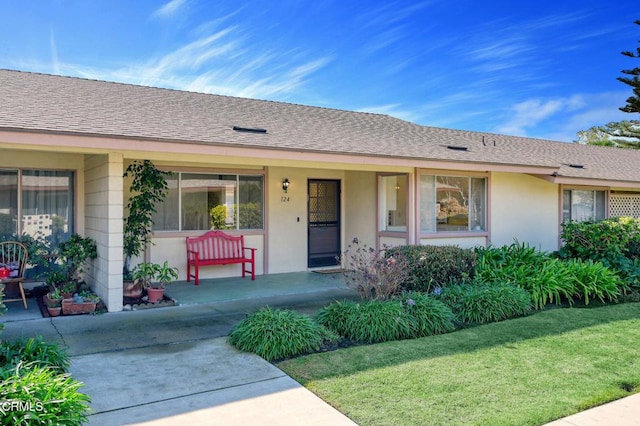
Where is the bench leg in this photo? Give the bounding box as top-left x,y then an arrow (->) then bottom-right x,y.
244,260 -> 255,280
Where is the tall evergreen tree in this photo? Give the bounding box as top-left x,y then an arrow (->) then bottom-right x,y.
576,21 -> 640,148
575,121 -> 640,148
618,20 -> 640,113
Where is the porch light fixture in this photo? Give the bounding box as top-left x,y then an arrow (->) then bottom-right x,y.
282,178 -> 290,193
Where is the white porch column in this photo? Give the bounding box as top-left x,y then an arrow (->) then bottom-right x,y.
84,153 -> 124,312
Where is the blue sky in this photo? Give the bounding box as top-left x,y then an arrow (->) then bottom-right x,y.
1,0 -> 638,142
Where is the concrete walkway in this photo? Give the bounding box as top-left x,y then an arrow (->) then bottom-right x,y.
544,393 -> 640,426
1,289 -> 357,425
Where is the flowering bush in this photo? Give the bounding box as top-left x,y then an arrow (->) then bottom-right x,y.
339,238 -> 409,300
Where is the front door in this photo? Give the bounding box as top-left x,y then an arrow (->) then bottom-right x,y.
308,179 -> 341,268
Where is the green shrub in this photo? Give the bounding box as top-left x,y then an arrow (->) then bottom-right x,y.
476,242 -> 624,309
386,245 -> 476,292
319,296 -> 455,344
397,292 -> 456,337
316,299 -> 359,337
559,217 -> 640,262
559,217 -> 640,288
439,281 -> 532,325
521,258 -> 576,310
0,362 -> 90,426
228,307 -> 337,361
476,244 -> 573,310
0,336 -> 70,374
475,242 -> 551,282
344,300 -> 408,343
563,259 -> 623,305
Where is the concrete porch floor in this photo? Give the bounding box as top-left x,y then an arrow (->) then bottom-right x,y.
1,271 -> 356,322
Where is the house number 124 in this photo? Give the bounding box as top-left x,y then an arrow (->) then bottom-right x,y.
281,196 -> 290,202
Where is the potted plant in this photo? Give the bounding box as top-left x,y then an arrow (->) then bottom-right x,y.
43,270 -> 67,293
131,261 -> 178,303
147,261 -> 178,303
56,233 -> 98,286
61,291 -> 100,315
123,160 -> 172,297
43,287 -> 63,317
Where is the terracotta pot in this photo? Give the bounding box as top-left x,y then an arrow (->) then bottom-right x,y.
43,294 -> 62,309
47,306 -> 62,317
146,287 -> 165,303
124,280 -> 143,298
61,299 -> 97,315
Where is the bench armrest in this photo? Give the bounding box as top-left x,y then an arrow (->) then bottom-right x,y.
244,247 -> 256,259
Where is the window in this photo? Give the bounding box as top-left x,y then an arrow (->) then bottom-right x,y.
379,174 -> 408,232
152,172 -> 264,231
420,174 -> 486,233
562,189 -> 606,222
0,169 -> 74,243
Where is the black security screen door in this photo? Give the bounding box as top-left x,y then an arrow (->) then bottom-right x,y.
308,179 -> 341,268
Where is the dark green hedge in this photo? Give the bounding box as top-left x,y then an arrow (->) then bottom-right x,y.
386,245 -> 476,292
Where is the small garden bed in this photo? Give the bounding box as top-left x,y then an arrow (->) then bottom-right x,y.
122,293 -> 178,311
35,286 -> 107,318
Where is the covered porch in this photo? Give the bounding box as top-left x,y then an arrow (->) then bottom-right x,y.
0,271 -> 357,322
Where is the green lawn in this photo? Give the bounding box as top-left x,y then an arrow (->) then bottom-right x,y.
278,303 -> 640,426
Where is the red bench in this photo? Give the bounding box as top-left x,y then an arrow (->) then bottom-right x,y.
186,230 -> 256,285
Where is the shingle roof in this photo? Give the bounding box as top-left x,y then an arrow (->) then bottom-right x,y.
1,69 -> 639,184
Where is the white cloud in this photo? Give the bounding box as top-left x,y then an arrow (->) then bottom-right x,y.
49,30 -> 60,75
152,0 -> 188,19
495,91 -> 631,141
65,22 -> 332,102
356,103 -> 421,122
496,98 -> 566,136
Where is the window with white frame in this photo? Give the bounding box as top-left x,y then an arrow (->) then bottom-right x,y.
0,169 -> 75,243
562,189 -> 606,222
379,174 -> 408,232
420,174 -> 486,233
152,172 -> 264,231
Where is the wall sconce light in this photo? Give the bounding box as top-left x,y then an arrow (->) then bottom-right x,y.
282,178 -> 290,193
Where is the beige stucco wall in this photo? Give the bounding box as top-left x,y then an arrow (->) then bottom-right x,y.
344,171 -> 377,249
490,172 -> 559,252
267,166 -> 345,273
84,153 -> 124,312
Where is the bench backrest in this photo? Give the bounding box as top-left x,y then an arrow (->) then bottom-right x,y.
186,230 -> 245,260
